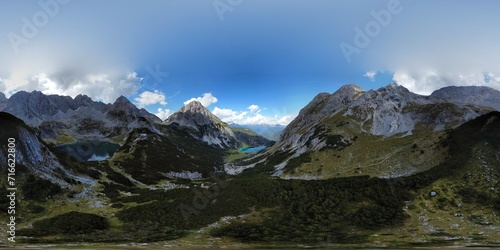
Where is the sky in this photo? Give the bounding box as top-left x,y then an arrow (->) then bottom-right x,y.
0,0 -> 499,125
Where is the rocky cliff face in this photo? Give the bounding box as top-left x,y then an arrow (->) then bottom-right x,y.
0,112 -> 76,187
106,96 -> 161,125
165,101 -> 239,148
282,84 -> 498,141
430,85 -> 500,110
228,83 -> 500,178
0,91 -> 161,144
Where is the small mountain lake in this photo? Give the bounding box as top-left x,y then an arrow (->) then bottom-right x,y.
238,145 -> 267,153
57,140 -> 120,161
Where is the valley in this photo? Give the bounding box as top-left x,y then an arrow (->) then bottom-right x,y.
0,83 -> 499,247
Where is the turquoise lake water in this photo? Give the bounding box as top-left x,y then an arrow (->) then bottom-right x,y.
239,145 -> 267,153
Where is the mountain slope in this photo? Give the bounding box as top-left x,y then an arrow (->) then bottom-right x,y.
108,125 -> 227,184
0,91 -> 161,144
227,83 -> 499,178
165,101 -> 273,149
0,112 -> 74,187
2,88 -> 499,246
165,101 -> 238,148
213,111 -> 500,245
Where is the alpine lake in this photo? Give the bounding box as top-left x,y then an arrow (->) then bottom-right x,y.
238,145 -> 267,153
56,140 -> 120,161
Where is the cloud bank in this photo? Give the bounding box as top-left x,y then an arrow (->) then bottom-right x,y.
213,105 -> 295,126
184,93 -> 218,107
135,90 -> 167,108
0,71 -> 141,103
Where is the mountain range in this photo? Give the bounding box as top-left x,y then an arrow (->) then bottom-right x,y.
0,91 -> 160,144
0,83 -> 499,246
226,83 -> 499,178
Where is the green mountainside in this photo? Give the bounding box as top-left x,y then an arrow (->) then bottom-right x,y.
0,85 -> 499,247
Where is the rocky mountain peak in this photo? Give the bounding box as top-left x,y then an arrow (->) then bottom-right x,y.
2,91 -> 161,142
180,101 -> 212,116
112,95 -> 135,107
74,94 -> 93,106
336,83 -> 364,94
280,82 -> 500,146
184,100 -> 204,109
165,101 -> 238,148
167,101 -> 224,127
106,95 -> 161,125
430,86 -> 500,110
330,83 -> 365,105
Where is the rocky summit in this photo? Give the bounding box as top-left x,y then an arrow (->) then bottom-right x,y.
228,83 -> 499,179
0,91 -> 161,144
166,100 -> 226,128
165,101 -> 272,149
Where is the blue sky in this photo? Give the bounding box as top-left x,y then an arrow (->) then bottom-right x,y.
1,0 -> 499,124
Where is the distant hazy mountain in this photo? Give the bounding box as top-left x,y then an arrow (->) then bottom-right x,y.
230,123 -> 285,141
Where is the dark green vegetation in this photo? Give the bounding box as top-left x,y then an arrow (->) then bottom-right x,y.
21,174 -> 62,201
21,211 -> 109,236
115,176 -> 409,243
392,111 -> 500,189
111,126 -> 227,184
113,112 -> 500,244
1,112 -> 499,245
211,177 -> 410,243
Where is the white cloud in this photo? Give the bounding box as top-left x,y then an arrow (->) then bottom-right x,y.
184,93 -> 218,107
212,106 -> 295,126
276,115 -> 294,125
213,107 -> 238,117
359,3 -> 500,95
0,71 -> 142,103
244,112 -> 296,126
248,104 -> 260,113
155,108 -> 172,120
134,90 -> 167,108
213,107 -> 248,123
363,70 -> 377,82
393,71 -> 500,95
244,113 -> 273,125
